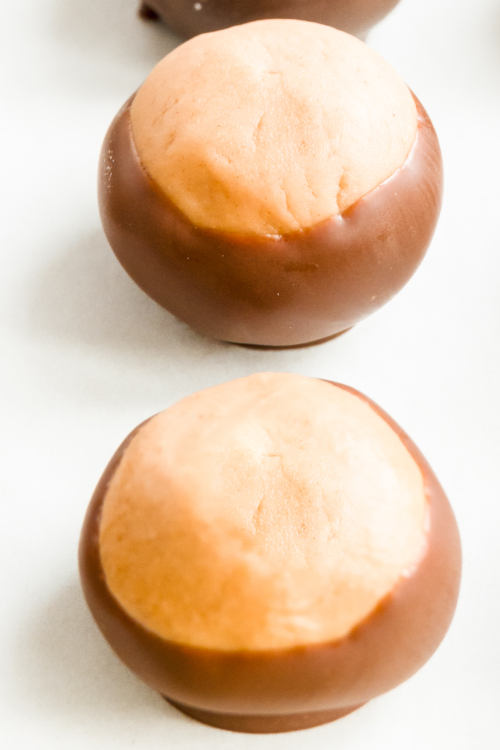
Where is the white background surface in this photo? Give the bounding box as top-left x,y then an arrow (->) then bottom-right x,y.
1,0 -> 500,747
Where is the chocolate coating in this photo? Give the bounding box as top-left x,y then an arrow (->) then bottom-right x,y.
79,382 -> 461,733
138,1 -> 401,40
99,94 -> 442,347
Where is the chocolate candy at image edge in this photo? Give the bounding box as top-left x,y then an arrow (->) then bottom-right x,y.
98,95 -> 442,347
79,381 -> 461,734
138,0 -> 402,41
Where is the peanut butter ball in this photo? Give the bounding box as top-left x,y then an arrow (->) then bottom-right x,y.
138,0 -> 402,41
99,20 -> 442,346
131,22 -> 416,236
80,374 -> 461,733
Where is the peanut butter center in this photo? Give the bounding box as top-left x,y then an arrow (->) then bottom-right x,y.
131,20 -> 417,236
100,373 -> 427,651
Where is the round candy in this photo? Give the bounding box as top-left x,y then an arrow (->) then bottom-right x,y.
80,373 -> 461,733
138,0 -> 402,41
99,21 -> 442,346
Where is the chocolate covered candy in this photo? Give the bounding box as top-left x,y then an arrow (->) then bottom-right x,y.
79,374 -> 461,733
138,0 -> 401,41
99,21 -> 442,346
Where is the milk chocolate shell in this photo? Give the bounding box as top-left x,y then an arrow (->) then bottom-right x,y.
138,0 -> 401,40
79,381 -> 461,734
98,94 -> 442,347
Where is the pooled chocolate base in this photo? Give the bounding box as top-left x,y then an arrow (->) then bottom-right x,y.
137,0 -> 401,41
235,327 -> 351,351
79,383 -> 461,734
99,95 -> 442,347
166,697 -> 364,733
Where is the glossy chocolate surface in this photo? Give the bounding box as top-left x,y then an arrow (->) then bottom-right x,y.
79,383 -> 461,733
138,0 -> 401,40
99,95 -> 442,347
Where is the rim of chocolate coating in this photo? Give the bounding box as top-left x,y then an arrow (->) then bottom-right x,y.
99,92 -> 442,347
139,1 -> 401,40
79,381 -> 461,718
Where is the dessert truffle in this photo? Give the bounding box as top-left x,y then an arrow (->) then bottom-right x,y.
99,20 -> 442,347
79,373 -> 461,733
138,0 -> 401,41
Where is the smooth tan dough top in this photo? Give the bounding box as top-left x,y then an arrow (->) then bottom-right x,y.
130,20 -> 417,236
100,373 -> 428,651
